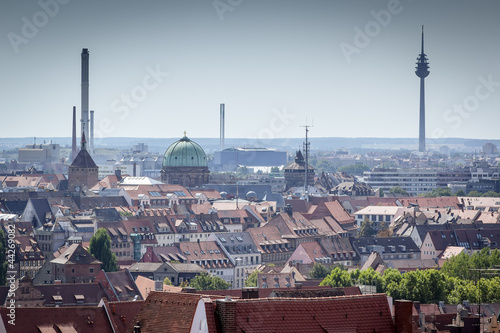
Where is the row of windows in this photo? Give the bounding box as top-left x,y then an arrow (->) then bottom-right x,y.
20,260 -> 42,267
112,243 -> 131,248
115,251 -> 131,257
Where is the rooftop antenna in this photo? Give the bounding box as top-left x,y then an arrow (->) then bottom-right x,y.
301,119 -> 313,201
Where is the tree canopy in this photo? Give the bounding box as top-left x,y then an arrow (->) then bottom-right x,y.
337,164 -> 370,176
358,217 -> 376,237
319,248 -> 500,304
244,269 -> 258,287
89,228 -> 119,272
309,263 -> 331,279
190,272 -> 231,291
388,186 -> 407,195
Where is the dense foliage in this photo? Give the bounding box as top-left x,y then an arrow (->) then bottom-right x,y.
337,164 -> 370,176
244,269 -> 258,287
89,228 -> 119,272
358,217 -> 376,237
190,272 -> 231,290
320,248 -> 500,304
309,263 -> 331,279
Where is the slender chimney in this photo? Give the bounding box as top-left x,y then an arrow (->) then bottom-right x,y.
220,103 -> 225,151
71,106 -> 77,162
81,48 -> 90,145
90,110 -> 94,155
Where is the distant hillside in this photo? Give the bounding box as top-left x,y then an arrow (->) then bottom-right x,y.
1,137 -> 499,153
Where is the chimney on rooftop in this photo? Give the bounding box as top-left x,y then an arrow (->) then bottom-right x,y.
241,287 -> 259,299
395,300 -> 413,333
285,204 -> 293,216
216,296 -> 237,333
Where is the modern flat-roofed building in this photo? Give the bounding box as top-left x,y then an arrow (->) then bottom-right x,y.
363,168 -> 437,196
214,147 -> 287,171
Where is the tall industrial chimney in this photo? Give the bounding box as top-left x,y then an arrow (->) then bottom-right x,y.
71,106 -> 77,162
90,110 -> 94,155
220,103 -> 225,151
81,48 -> 90,145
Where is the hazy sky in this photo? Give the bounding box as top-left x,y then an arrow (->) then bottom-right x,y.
1,0 -> 500,141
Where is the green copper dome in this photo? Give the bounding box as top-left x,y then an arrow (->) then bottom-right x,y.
163,134 -> 207,167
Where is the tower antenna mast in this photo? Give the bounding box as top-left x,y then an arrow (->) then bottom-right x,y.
301,120 -> 313,201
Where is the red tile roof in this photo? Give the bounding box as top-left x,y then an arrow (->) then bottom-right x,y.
0,305 -> 113,333
228,293 -> 395,333
102,299 -> 144,333
399,197 -> 460,209
126,291 -> 203,333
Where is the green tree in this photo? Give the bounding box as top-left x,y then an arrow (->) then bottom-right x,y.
381,268 -> 403,299
309,263 -> 331,279
377,221 -> 392,238
190,272 -> 231,291
447,278 -> 478,304
389,186 -> 407,195
315,160 -> 336,173
337,164 -> 370,176
358,217 -> 376,237
236,166 -> 249,177
163,277 -> 172,286
245,269 -> 258,287
397,270 -> 447,304
270,166 -> 280,174
89,228 -> 119,272
320,267 -> 352,287
423,187 -> 453,197
455,190 -> 466,196
467,190 -> 482,197
0,229 -> 8,285
482,191 -> 500,197
120,211 -> 133,217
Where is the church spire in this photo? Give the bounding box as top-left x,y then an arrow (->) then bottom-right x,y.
81,131 -> 87,151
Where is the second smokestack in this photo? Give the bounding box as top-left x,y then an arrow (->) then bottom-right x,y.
81,48 -> 89,146
220,103 -> 225,151
90,110 -> 94,155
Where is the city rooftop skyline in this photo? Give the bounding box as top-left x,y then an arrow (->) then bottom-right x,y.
1,1 -> 500,140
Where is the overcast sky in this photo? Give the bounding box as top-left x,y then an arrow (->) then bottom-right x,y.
1,0 -> 500,140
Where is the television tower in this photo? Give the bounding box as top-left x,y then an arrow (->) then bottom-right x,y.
415,26 -> 430,152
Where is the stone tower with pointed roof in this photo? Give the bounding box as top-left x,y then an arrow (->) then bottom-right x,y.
68,132 -> 98,192
284,150 -> 315,190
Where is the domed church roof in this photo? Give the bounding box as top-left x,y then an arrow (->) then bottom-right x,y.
163,132 -> 207,168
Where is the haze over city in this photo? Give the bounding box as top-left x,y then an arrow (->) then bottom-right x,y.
1,0 -> 500,140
